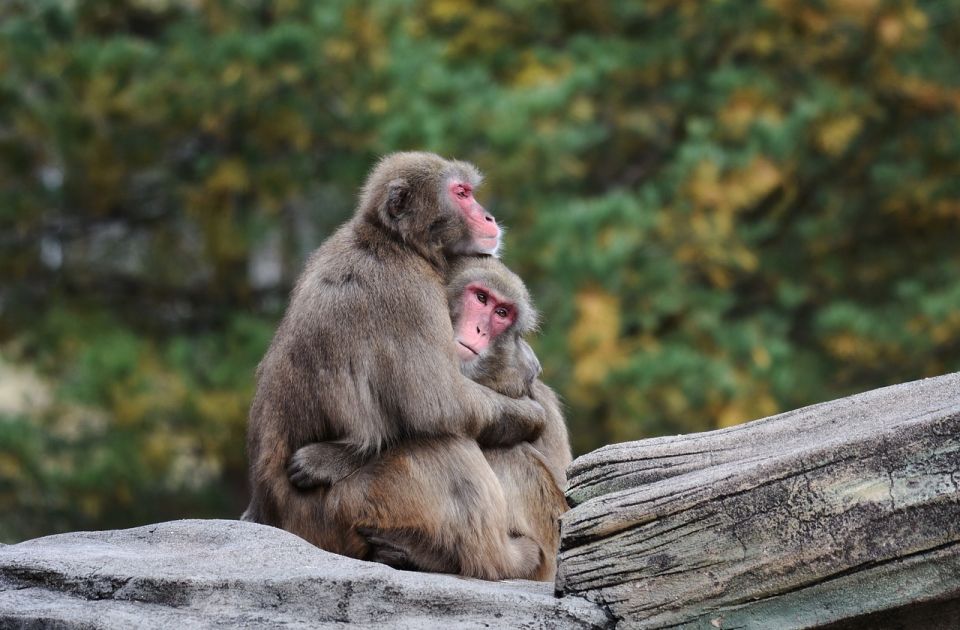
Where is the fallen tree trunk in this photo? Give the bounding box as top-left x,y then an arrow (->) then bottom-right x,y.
557,372 -> 960,628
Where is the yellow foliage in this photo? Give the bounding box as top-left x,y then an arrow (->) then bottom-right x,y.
931,312 -> 960,345
568,287 -> 626,401
825,332 -> 860,359
678,157 -> 777,284
689,157 -> 783,214
766,1 -> 832,34
140,427 -> 172,470
716,383 -> 779,428
143,430 -> 173,470
816,114 -> 863,156
195,390 -> 247,429
428,0 -> 471,22
661,386 -> 689,416
221,63 -> 244,86
560,156 -> 588,179
0,454 -> 21,479
752,346 -> 772,369
260,110 -> 312,151
732,247 -> 759,273
512,52 -> 572,88
688,160 -> 723,210
825,331 -> 901,364
886,73 -> 960,112
115,483 -> 132,505
80,494 -> 102,518
207,159 -> 250,194
718,90 -> 783,138
827,0 -> 880,22
111,357 -> 188,427
569,96 -> 595,122
425,0 -> 513,56
278,64 -> 302,84
367,94 -> 389,115
324,39 -> 356,62
932,200 -> 960,220
751,30 -> 776,55
183,189 -> 248,262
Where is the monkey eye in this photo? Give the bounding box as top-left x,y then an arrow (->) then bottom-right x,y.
495,307 -> 509,319
476,291 -> 487,305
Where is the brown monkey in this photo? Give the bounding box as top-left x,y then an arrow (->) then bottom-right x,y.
451,256 -> 572,580
288,256 -> 572,581
241,153 -> 547,558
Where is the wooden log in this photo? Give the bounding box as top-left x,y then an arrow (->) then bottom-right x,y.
557,373 -> 960,629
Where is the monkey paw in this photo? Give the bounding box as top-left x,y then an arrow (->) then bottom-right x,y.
287,442 -> 363,489
287,455 -> 328,489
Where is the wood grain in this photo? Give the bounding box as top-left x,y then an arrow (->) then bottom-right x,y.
557,373 -> 960,629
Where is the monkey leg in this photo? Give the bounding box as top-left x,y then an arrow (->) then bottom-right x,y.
330,437 -> 543,581
484,443 -> 568,581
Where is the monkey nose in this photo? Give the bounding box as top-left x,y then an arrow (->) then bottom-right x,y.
483,214 -> 494,223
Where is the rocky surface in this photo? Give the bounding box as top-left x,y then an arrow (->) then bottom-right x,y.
0,519 -> 611,629
557,372 -> 960,628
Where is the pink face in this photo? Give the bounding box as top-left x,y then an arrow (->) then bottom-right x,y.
449,180 -> 501,255
455,283 -> 516,362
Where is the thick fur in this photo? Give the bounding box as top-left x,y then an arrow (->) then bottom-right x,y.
288,257 -> 572,581
241,153 -> 546,549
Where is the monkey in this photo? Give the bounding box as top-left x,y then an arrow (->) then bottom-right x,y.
287,256 -> 572,581
241,153 -> 547,564
451,257 -> 572,580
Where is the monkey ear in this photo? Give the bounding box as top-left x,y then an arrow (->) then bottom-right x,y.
384,178 -> 410,219
518,339 -> 542,390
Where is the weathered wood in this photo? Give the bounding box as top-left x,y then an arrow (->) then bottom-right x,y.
557,372 -> 960,629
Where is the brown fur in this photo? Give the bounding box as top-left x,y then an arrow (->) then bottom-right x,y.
241,153 -> 546,551
288,257 -> 572,581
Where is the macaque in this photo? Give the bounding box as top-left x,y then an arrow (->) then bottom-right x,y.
288,256 -> 572,580
242,153 -> 546,560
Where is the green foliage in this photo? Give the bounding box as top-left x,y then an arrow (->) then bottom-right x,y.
2,0 -> 959,540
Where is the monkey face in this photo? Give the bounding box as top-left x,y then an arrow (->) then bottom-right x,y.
455,282 -> 516,362
446,179 -> 501,256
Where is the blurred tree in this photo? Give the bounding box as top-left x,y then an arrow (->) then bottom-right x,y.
1,0 -> 958,540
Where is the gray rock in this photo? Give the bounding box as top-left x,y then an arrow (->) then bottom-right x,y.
0,519 -> 611,629
558,372 -> 960,629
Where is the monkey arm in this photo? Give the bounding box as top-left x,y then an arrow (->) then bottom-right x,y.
287,442 -> 366,490
450,377 -> 547,447
528,380 -> 573,474
473,395 -> 546,448
368,332 -> 547,448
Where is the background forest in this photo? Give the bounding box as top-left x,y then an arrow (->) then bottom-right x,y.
2,0 -> 959,542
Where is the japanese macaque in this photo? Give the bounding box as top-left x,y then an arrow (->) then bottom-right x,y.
288,256 -> 572,581
241,154 -> 547,557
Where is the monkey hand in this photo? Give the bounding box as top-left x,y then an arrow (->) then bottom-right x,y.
287,442 -> 363,490
477,397 -> 546,448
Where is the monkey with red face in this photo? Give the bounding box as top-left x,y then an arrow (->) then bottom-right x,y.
288,256 -> 572,581
242,153 -> 547,561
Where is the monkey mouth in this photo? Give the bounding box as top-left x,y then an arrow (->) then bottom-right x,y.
458,341 -> 479,356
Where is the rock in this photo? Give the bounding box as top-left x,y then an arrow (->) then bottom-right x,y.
557,372 -> 960,628
0,519 -> 611,629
